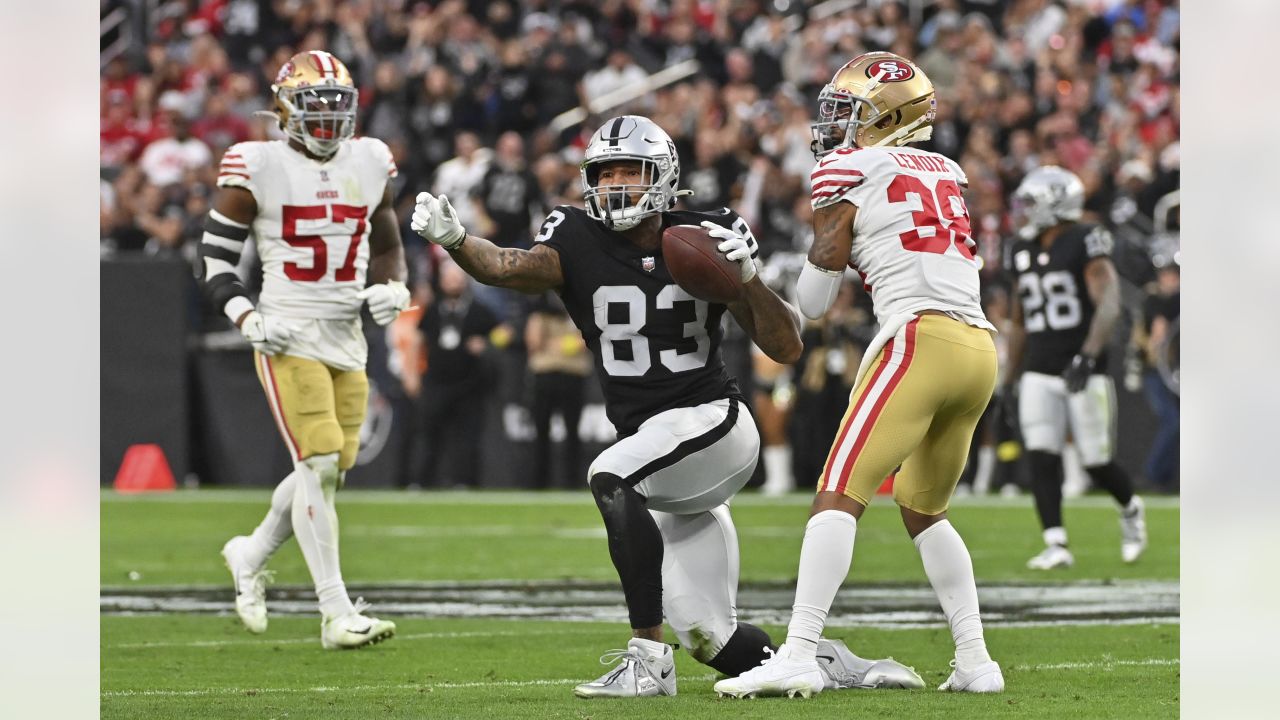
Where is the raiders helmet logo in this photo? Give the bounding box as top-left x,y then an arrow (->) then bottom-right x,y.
866,59 -> 915,82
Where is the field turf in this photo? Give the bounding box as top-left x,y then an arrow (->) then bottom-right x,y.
101,490 -> 1179,719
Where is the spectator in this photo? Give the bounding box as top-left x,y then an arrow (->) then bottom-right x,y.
414,259 -> 499,489
524,292 -> 592,490
581,48 -> 647,107
137,94 -> 212,188
472,132 -> 545,250
1138,259 -> 1179,492
432,131 -> 490,231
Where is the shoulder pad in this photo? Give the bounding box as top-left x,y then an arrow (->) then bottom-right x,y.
216,142 -> 264,189
350,136 -> 398,178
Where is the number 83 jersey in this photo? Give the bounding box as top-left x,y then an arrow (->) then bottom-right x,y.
1007,223 -> 1114,375
217,138 -> 398,320
535,205 -> 747,438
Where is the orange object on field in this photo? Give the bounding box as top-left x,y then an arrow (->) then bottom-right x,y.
113,444 -> 177,493
877,473 -> 896,495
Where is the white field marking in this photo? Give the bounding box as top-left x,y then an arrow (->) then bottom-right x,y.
100,489 -> 1182,510
1011,658 -> 1180,671
102,659 -> 1179,699
109,628 -> 604,649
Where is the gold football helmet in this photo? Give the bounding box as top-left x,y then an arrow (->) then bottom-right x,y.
270,50 -> 358,158
810,52 -> 936,158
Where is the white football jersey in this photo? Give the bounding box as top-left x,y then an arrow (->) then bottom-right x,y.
810,146 -> 992,331
217,138 -> 397,320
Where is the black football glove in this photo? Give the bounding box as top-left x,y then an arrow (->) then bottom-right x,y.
1062,354 -> 1096,394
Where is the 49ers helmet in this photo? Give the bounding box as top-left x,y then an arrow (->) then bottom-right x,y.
270,50 -> 358,158
811,52 -> 937,158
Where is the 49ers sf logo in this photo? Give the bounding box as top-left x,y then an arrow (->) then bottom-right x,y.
866,59 -> 914,82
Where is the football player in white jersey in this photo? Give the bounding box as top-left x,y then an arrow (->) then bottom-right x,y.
717,52 -> 1004,698
199,50 -> 405,648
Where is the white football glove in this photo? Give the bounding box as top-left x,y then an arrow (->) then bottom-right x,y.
239,310 -> 292,356
356,280 -> 411,326
701,220 -> 759,284
411,192 -> 466,250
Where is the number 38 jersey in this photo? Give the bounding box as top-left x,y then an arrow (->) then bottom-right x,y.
1007,223 -> 1113,375
216,138 -> 397,320
535,205 -> 748,437
810,146 -> 992,331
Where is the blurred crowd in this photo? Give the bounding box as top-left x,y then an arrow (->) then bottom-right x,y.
100,0 -> 1180,491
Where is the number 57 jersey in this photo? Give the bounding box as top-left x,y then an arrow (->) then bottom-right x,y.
217,138 -> 397,321
810,146 -> 992,331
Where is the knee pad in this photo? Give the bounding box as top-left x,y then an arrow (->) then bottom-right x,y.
705,622 -> 775,676
302,452 -> 341,491
590,472 -> 641,511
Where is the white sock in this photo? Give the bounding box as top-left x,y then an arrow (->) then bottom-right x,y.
1043,526 -> 1068,547
785,510 -> 857,662
292,456 -> 354,618
761,446 -> 794,495
914,520 -> 991,669
244,472 -> 297,569
629,637 -> 669,659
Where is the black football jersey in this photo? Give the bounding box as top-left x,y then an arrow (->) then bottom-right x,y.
1008,223 -> 1114,375
536,205 -> 754,437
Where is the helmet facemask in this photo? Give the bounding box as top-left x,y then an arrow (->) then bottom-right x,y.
582,155 -> 676,231
278,85 -> 358,159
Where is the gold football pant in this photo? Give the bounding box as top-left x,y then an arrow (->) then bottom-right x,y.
254,352 -> 368,471
817,315 -> 996,515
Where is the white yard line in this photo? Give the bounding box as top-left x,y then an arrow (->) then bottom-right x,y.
102,659 -> 1179,698
101,489 -> 1182,510
111,628 -> 603,649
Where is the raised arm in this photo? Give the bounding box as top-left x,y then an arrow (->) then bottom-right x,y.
796,200 -> 857,319
412,192 -> 563,294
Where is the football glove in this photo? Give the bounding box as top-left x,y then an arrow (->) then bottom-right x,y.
411,192 -> 466,250
239,310 -> 292,356
356,280 -> 411,326
701,220 -> 759,284
1062,354 -> 1095,394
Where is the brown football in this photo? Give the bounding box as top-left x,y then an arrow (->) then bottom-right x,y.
661,224 -> 742,304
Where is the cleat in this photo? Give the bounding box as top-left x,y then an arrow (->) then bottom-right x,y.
815,638 -> 924,690
712,644 -> 824,699
1026,544 -> 1074,570
938,660 -> 1004,693
221,536 -> 272,634
574,639 -> 676,698
1120,496 -> 1148,563
321,598 -> 396,649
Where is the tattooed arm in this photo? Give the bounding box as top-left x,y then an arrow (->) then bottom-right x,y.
728,278 -> 803,365
796,201 -> 858,319
446,237 -> 564,294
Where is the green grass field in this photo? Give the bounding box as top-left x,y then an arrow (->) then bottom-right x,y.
101,490 -> 1180,719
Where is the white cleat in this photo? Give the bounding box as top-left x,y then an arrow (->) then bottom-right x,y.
713,644 -> 825,699
320,599 -> 396,650
1026,544 -> 1074,570
573,639 -> 676,698
938,660 -> 1004,693
221,536 -> 272,634
815,638 -> 924,690
1120,496 -> 1148,563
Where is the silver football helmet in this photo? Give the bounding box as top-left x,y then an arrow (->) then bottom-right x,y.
1011,166 -> 1085,239
581,115 -> 686,231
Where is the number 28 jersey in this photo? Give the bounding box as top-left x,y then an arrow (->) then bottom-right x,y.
810,146 -> 992,331
1007,223 -> 1113,375
216,138 -> 398,320
535,205 -> 749,437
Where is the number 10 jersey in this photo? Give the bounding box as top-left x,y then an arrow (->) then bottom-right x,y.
809,146 -> 992,331
536,205 -> 747,437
